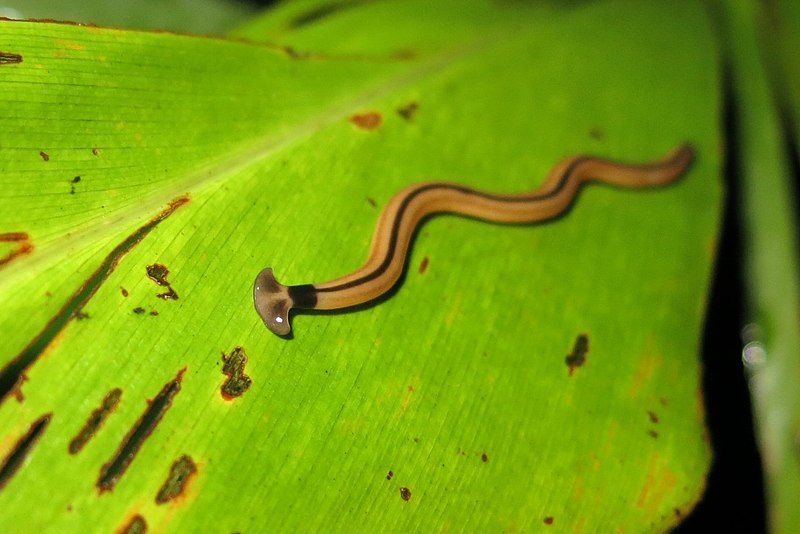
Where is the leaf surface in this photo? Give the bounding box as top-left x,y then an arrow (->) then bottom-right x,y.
0,1 -> 720,531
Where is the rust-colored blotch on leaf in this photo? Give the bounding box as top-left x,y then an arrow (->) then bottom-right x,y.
349,111 -> 382,130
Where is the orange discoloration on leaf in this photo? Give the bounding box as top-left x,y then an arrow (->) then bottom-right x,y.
349,111 -> 382,130
635,453 -> 679,515
627,340 -> 664,398
0,233 -> 34,268
398,382 -> 416,416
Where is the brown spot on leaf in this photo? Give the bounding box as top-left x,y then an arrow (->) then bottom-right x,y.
97,368 -> 185,493
69,388 -> 122,454
543,516 -> 554,525
220,347 -> 252,400
589,128 -> 605,140
0,413 -> 52,493
0,197 -> 189,407
399,487 -> 411,501
147,264 -> 179,300
481,452 -> 489,463
386,470 -> 394,480
155,454 -> 197,504
647,430 -> 659,439
39,151 -> 50,161
146,264 -> 170,286
397,102 -> 419,121
149,310 -> 159,316
565,334 -> 589,376
349,111 -> 382,130
132,307 -> 145,315
156,286 -> 179,300
92,148 -> 100,156
118,514 -> 147,534
367,197 -> 377,208
121,287 -> 129,297
418,257 -> 429,274
647,411 -> 659,424
0,52 -> 23,64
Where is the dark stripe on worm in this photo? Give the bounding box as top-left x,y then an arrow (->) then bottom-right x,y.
317,159 -> 586,293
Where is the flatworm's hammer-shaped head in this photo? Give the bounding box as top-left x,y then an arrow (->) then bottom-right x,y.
254,268 -> 293,336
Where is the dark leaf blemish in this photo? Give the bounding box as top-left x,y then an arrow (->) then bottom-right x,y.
647,410 -> 659,424
481,452 -> 489,463
590,128 -> 605,140
155,454 -> 197,504
418,257 -> 429,274
69,388 -> 122,454
74,309 -> 90,320
97,368 -> 185,493
349,111 -> 382,130
119,514 -> 147,534
386,470 -> 393,480
543,516 -> 554,525
367,197 -> 377,208
221,347 -> 252,400
121,287 -> 129,297
397,102 -> 419,121
92,148 -> 100,156
39,151 -> 50,161
647,430 -> 659,439
147,264 -> 179,300
0,413 -> 52,493
399,487 -> 411,501
156,287 -> 179,301
149,310 -> 159,316
0,52 -> 23,64
133,307 -> 145,315
0,196 -> 189,407
69,176 -> 81,195
146,264 -> 170,286
0,232 -> 34,268
565,333 -> 589,376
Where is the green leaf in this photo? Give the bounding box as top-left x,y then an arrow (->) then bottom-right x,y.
0,1 -> 720,531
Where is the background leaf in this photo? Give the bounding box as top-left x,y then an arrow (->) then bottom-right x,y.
711,0 -> 800,531
0,1 -> 720,531
0,0 -> 257,34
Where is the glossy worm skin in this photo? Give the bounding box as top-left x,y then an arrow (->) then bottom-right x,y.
255,144 -> 694,335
